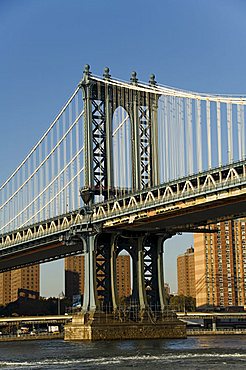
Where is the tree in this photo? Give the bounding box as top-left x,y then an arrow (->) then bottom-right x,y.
169,295 -> 196,312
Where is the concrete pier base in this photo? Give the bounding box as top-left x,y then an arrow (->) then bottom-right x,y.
64,312 -> 186,341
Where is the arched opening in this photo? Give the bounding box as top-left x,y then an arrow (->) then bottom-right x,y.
116,249 -> 132,306
112,106 -> 132,196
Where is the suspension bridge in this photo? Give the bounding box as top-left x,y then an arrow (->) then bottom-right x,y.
1,65 -> 246,339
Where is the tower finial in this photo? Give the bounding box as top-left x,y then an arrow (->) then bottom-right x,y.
83,64 -> 91,77
130,71 -> 138,85
103,67 -> 111,80
149,73 -> 157,86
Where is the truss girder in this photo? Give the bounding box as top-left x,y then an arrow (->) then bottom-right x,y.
0,161 -> 246,251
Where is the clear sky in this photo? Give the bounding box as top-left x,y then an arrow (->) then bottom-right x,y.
0,0 -> 245,297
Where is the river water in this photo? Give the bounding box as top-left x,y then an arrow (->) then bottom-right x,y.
0,336 -> 246,369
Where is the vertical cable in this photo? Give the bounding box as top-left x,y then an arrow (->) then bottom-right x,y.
237,104 -> 242,161
33,149 -> 37,224
242,104 -> 245,160
50,124 -> 55,217
159,98 -> 164,182
186,98 -> 193,175
173,97 -> 177,178
56,118 -> 61,215
239,104 -> 246,160
227,102 -> 233,163
75,92 -> 80,209
27,157 -> 31,222
206,100 -> 212,169
39,142 -> 43,222
17,169 -> 20,228
45,135 -> 49,218
63,111 -> 67,214
69,100 -> 74,210
180,98 -> 185,177
196,99 -> 202,172
164,96 -> 169,181
217,101 -> 222,167
169,96 -> 173,180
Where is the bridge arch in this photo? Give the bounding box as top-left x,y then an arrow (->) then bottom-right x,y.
112,106 -> 132,193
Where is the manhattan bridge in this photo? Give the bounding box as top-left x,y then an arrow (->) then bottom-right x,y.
0,65 -> 246,320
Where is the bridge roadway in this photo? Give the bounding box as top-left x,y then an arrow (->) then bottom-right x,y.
1,312 -> 245,326
0,315 -> 72,326
177,312 -> 246,320
0,160 -> 246,271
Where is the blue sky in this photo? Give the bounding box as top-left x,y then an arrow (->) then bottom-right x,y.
0,0 -> 245,296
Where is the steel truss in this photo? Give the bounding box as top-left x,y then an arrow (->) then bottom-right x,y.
80,65 -> 160,200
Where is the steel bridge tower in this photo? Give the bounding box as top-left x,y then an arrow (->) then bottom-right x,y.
70,65 -> 174,323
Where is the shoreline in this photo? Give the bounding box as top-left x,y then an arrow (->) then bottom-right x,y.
1,330 -> 246,342
187,329 -> 246,336
0,333 -> 63,342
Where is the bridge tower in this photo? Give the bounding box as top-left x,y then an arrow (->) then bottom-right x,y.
80,64 -> 160,202
64,66 -> 185,340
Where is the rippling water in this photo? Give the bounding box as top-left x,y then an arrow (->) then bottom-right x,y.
1,336 -> 246,369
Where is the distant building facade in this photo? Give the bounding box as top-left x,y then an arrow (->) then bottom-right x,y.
116,255 -> 131,299
65,255 -> 85,300
164,283 -> 170,296
0,265 -> 40,306
65,254 -> 131,302
0,271 -> 12,306
177,247 -> 195,298
194,219 -> 246,308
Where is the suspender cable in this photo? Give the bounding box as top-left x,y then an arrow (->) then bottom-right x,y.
164,96 -> 169,182
196,99 -> 202,172
56,119 -> 61,215
20,166 -> 85,229
0,87 -> 80,191
33,149 -> 37,223
206,100 -> 212,169
167,96 -> 171,180
186,98 -> 193,175
238,104 -> 245,160
237,105 -> 242,161
75,93 -> 80,209
180,98 -> 185,177
159,98 -> 165,182
242,105 -> 245,160
63,111 -> 67,214
217,101 -> 222,167
227,102 -> 233,163
1,147 -> 85,232
173,96 -> 177,178
51,121 -> 55,216
69,101 -> 74,210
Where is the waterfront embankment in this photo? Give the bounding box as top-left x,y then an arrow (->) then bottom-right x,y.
0,332 -> 63,342
187,329 -> 246,335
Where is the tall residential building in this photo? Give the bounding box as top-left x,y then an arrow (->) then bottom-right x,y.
65,255 -> 85,300
194,219 -> 246,308
0,271 -> 12,306
177,247 -> 195,298
116,255 -> 131,299
65,254 -> 131,301
0,265 -> 40,306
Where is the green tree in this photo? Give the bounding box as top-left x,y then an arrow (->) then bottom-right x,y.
169,295 -> 196,312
